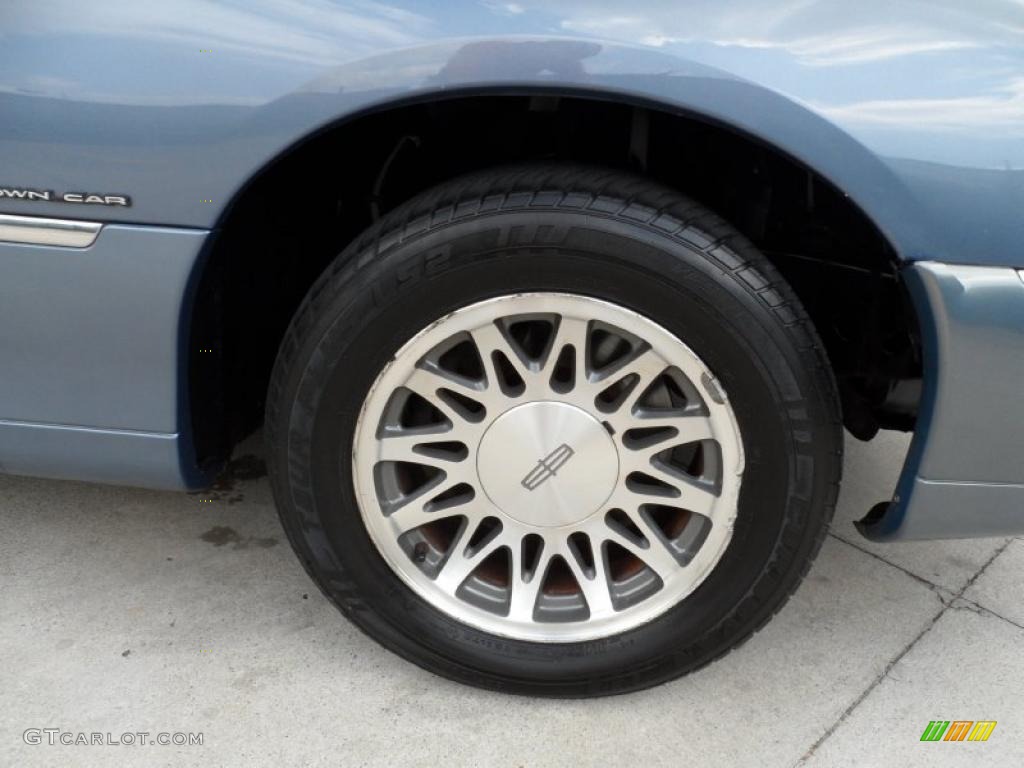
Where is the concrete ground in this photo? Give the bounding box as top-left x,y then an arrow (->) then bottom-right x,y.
1,431 -> 1020,767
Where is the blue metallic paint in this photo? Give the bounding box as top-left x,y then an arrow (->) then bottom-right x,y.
0,224 -> 208,488
0,225 -> 205,431
865,262 -> 1024,540
1,2 -> 1023,535
0,420 -> 187,490
3,2 -> 1023,264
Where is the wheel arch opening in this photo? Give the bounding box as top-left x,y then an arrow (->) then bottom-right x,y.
187,90 -> 922,471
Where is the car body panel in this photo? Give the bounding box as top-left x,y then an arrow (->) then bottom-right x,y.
3,1 -> 1023,265
908,264 -> 1024,487
0,224 -> 205,432
0,222 -> 209,488
864,262 -> 1024,540
1,2 -> 1024,536
0,420 -> 189,490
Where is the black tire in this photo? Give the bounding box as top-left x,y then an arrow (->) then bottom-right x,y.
265,164 -> 842,697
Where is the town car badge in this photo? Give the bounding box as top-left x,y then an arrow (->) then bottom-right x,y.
0,186 -> 131,206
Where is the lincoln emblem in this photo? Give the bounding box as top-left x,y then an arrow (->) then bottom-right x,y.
520,443 -> 575,491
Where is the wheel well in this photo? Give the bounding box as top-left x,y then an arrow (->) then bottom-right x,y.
188,93 -> 921,468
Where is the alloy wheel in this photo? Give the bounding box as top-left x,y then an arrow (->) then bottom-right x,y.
352,293 -> 744,642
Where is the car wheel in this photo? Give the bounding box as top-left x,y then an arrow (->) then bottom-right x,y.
265,164 -> 842,696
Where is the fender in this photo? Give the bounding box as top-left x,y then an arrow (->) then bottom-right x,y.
4,17 -> 1020,266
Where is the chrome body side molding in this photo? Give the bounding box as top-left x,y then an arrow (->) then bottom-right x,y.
0,213 -> 101,248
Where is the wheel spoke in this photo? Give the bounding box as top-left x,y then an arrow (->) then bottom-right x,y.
614,469 -> 717,517
386,497 -> 439,535
648,468 -> 718,517
598,348 -> 669,427
542,316 -> 590,379
386,477 -> 485,533
618,347 -> 666,400
591,540 -> 611,601
508,540 -> 551,622
470,323 -> 536,390
425,468 -> 480,500
408,364 -> 504,414
618,414 -> 714,465
435,526 -> 509,593
621,415 -> 707,434
558,538 -> 614,617
638,415 -> 715,448
597,514 -> 678,581
403,369 -> 489,435
377,431 -> 464,467
412,363 -> 482,398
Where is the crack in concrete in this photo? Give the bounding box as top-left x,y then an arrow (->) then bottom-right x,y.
827,532 -> 953,598
948,595 -> 1024,632
794,536 -> 1014,765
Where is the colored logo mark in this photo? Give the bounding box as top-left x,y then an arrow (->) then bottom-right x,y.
920,720 -> 997,742
521,443 -> 575,490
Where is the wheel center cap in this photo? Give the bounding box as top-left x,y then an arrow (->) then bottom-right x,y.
477,401 -> 619,528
